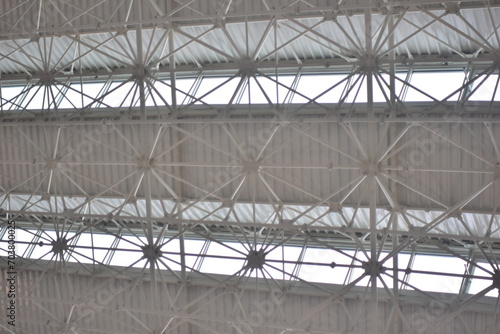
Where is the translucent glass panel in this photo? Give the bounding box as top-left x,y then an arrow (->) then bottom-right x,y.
4,228 -> 497,297
3,71 -> 499,112
409,254 -> 464,294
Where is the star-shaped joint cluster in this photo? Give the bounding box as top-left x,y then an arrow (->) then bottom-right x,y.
245,249 -> 266,270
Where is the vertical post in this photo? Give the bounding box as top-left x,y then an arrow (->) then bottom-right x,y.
168,3 -> 184,281
392,215 -> 400,334
366,7 -> 380,333
137,0 -> 157,312
389,18 -> 396,110
172,127 -> 186,282
366,9 -> 374,120
137,0 -> 152,243
388,11 -> 401,334
167,2 -> 190,330
137,5 -> 146,120
169,31 -> 177,113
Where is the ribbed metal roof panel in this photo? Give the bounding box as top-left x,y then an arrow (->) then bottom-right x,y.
4,267 -> 499,334
1,7 -> 499,76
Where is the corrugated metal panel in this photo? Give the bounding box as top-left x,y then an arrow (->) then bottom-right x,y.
1,121 -> 498,229
2,267 -> 498,334
1,7 -> 499,75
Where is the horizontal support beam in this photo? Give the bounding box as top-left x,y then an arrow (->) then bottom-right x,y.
0,53 -> 495,84
1,104 -> 499,123
2,263 -> 497,309
4,210 -> 500,245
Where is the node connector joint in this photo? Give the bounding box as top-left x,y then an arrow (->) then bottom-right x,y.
245,249 -> 266,269
445,3 -> 460,15
362,260 -> 386,276
358,54 -> 379,72
141,244 -> 163,262
51,237 -> 69,255
493,270 -> 500,290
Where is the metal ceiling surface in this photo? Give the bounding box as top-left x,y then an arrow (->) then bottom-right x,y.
5,268 -> 499,334
0,121 -> 498,212
1,1 -> 500,334
0,7 -> 499,76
